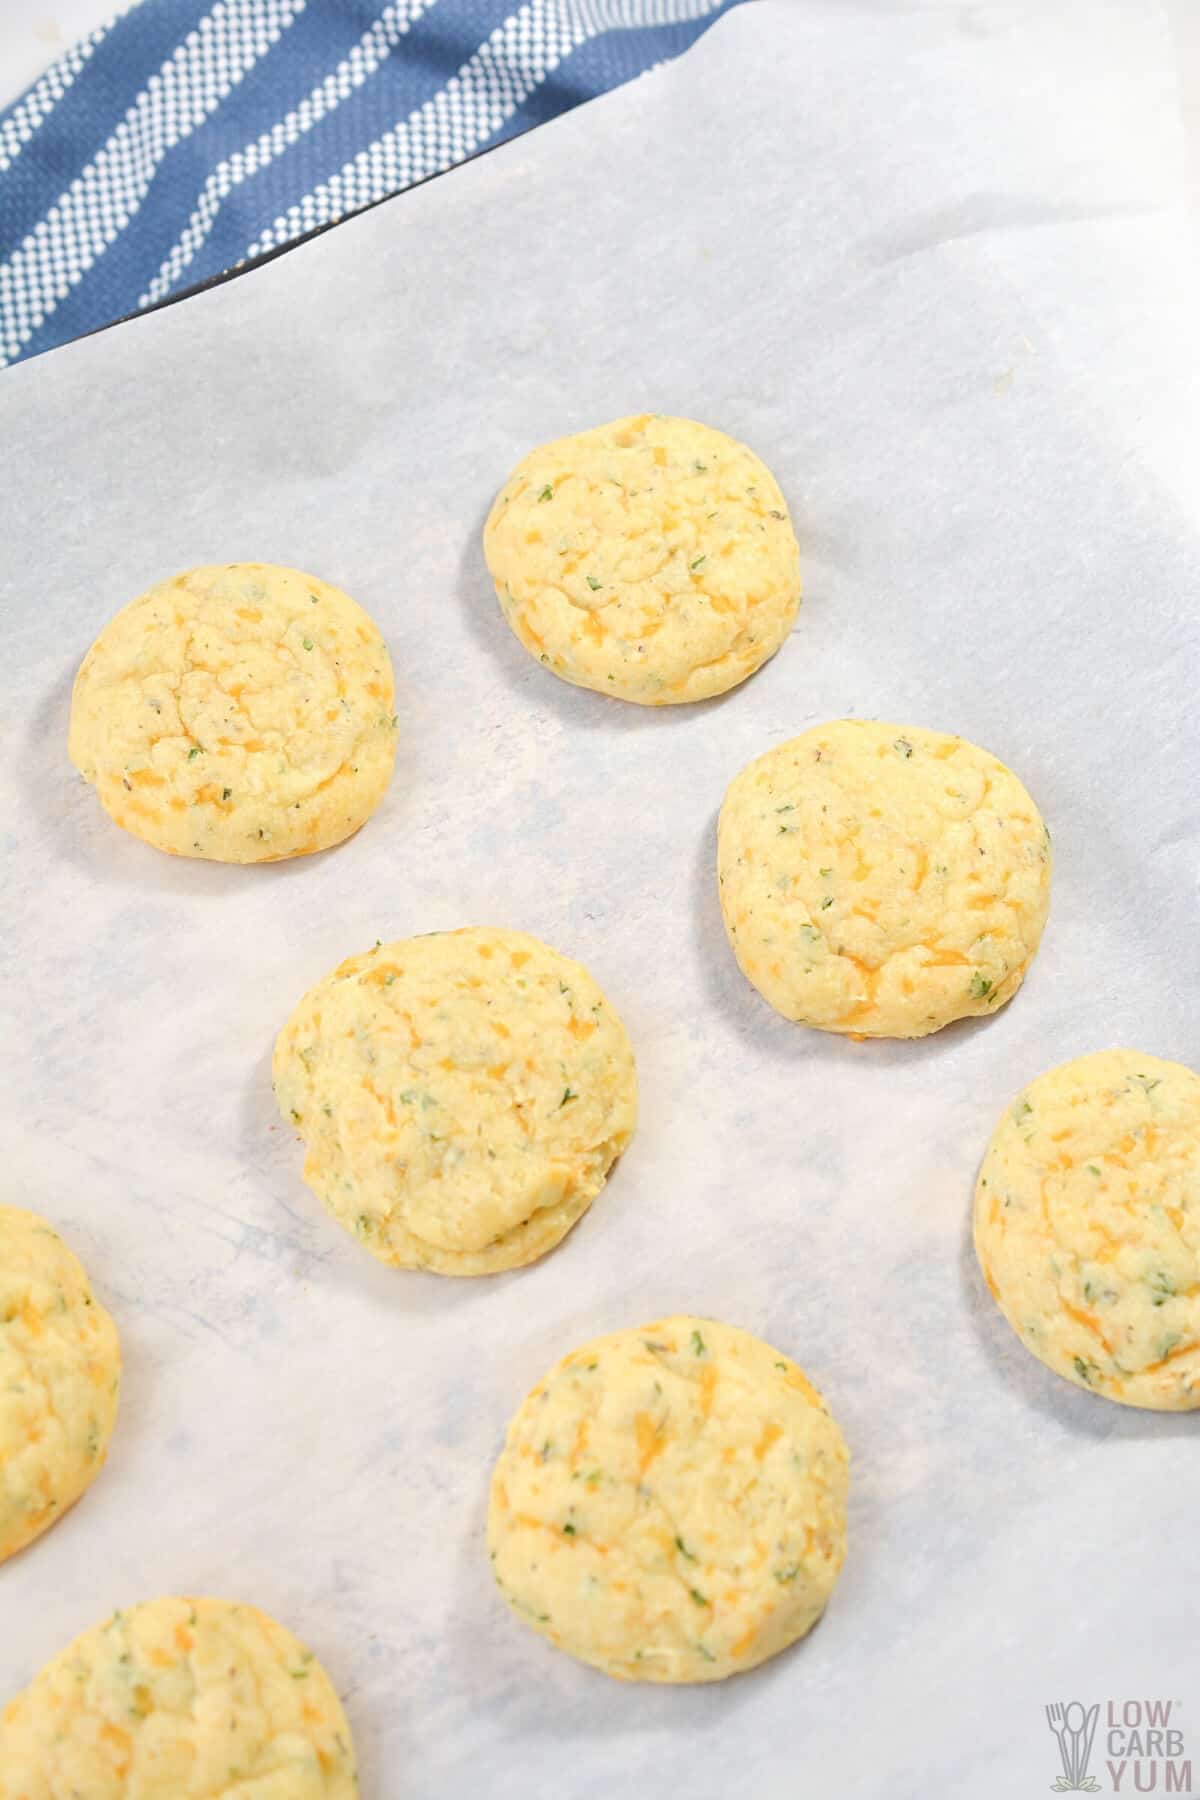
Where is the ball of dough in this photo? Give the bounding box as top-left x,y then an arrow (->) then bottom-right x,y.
975,1050 -> 1200,1411
717,719 -> 1051,1037
483,414 -> 800,704
68,563 -> 398,863
487,1316 -> 849,1682
0,1596 -> 357,1798
0,1205 -> 120,1565
273,927 -> 637,1276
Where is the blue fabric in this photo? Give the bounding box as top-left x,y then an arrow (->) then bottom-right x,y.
0,0 -> 742,368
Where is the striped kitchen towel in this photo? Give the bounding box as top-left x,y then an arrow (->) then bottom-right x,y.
0,0 -> 743,368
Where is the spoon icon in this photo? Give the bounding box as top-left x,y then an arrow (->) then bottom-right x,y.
1064,1701 -> 1101,1789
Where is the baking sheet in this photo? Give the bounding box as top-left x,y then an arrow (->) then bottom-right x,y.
2,3 -> 1199,1794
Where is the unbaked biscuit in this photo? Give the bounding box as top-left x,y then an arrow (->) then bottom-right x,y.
273,927 -> 637,1276
717,719 -> 1051,1037
0,1205 -> 120,1564
975,1050 -> 1200,1411
487,1316 -> 849,1682
0,1596 -> 357,1798
483,414 -> 800,704
68,563 -> 397,862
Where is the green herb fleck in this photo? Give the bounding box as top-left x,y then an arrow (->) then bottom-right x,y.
537,484 -> 554,502
675,1536 -> 696,1561
894,738 -> 913,758
691,1328 -> 707,1356
303,637 -> 314,651
562,1522 -> 576,1536
690,556 -> 707,572
690,1588 -> 709,1608
775,1566 -> 800,1584
222,787 -> 232,800
188,746 -> 202,760
559,1087 -> 578,1108
968,972 -> 993,1000
1086,1164 -> 1101,1177
1073,1355 -> 1095,1386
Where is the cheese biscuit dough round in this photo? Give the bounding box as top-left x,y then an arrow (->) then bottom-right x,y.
273,927 -> 637,1276
975,1051 -> 1200,1411
717,719 -> 1051,1037
68,563 -> 397,862
0,1206 -> 120,1565
0,1596 -> 358,1799
487,1317 -> 849,1682
483,414 -> 801,704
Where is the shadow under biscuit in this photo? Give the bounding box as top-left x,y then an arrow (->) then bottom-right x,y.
31,653 -> 393,895
240,1033 -> 593,1317
691,804 -> 1029,1073
445,1371 -> 779,1753
957,1193 -> 1197,1445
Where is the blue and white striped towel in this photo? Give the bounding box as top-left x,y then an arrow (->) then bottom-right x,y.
0,0 -> 742,369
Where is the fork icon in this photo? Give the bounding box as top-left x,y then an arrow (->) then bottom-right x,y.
1046,1700 -> 1101,1791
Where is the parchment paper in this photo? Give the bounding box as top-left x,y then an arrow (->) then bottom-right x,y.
2,4 -> 1199,1795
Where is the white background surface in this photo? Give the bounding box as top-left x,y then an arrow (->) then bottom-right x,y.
0,1 -> 118,109
1,4 -> 1199,1798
